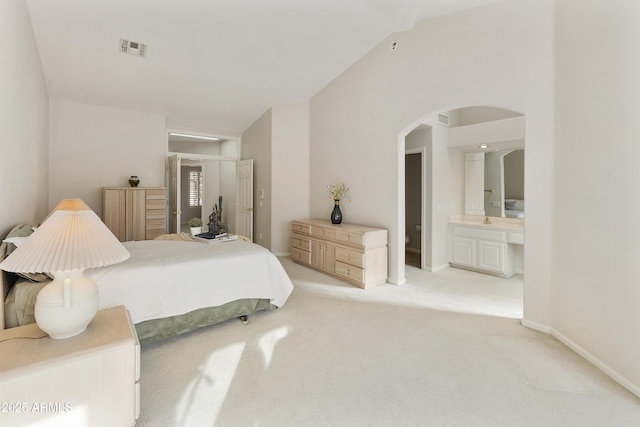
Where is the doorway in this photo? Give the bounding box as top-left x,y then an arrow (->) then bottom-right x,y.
405,151 -> 422,268
397,106 -> 525,319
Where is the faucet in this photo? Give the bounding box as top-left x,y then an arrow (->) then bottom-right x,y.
483,215 -> 492,224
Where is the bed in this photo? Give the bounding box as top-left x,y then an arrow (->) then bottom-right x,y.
504,199 -> 525,219
1,225 -> 294,344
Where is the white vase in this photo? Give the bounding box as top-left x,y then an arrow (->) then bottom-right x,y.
35,269 -> 99,339
190,226 -> 201,235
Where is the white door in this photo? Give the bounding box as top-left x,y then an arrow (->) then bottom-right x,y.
168,154 -> 181,233
235,159 -> 253,240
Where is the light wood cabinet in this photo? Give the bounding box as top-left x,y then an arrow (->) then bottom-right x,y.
291,219 -> 388,289
103,187 -> 167,241
0,306 -> 140,426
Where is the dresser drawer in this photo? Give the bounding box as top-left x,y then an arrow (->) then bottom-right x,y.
312,226 -> 336,239
291,237 -> 311,251
292,222 -> 311,235
507,231 -> 524,245
146,218 -> 166,229
146,210 -> 166,220
145,191 -> 166,210
335,230 -> 364,246
335,247 -> 364,268
291,247 -> 311,264
335,261 -> 364,282
453,226 -> 506,242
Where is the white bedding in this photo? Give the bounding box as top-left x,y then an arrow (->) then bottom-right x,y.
505,209 -> 525,219
85,239 -> 293,324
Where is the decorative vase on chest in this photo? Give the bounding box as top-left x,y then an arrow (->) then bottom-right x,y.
330,201 -> 342,224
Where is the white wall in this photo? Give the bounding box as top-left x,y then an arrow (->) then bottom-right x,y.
48,100 -> 166,217
0,0 -> 49,233
310,0 -> 554,324
430,123 -> 451,271
271,102 -> 310,255
554,0 -> 640,395
241,103 -> 310,253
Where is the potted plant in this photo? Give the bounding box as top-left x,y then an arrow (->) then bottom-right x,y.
188,217 -> 203,235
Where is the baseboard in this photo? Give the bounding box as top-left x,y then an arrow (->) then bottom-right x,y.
387,277 -> 407,286
522,319 -> 640,399
520,318 -> 552,334
273,252 -> 290,257
428,263 -> 449,273
551,328 -> 640,399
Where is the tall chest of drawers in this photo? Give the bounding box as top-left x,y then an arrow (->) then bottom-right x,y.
290,219 -> 388,289
103,187 -> 167,241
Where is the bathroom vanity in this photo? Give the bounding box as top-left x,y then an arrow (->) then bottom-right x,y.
448,215 -> 523,278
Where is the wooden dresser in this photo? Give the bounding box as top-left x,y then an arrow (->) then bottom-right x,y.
290,219 -> 388,289
0,306 -> 140,426
103,187 -> 167,241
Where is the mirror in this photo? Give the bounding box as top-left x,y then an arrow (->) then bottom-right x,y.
167,132 -> 240,233
446,106 -> 525,219
465,149 -> 524,218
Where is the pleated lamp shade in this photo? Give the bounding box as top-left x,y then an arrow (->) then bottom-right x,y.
0,199 -> 129,339
0,198 -> 129,274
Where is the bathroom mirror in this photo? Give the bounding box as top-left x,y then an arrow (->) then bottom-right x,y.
464,148 -> 524,218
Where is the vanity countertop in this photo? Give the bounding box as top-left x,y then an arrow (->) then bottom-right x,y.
448,215 -> 524,231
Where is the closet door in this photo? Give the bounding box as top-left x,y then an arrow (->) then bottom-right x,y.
126,190 -> 146,241
103,189 -> 126,241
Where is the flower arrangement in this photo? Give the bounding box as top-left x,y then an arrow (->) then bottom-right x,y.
327,183 -> 350,202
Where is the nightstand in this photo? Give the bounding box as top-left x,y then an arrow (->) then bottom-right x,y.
0,306 -> 140,426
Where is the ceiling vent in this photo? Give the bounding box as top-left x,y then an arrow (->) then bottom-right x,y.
120,39 -> 147,57
437,113 -> 450,126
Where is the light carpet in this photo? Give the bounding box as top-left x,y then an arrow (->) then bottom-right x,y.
137,258 -> 640,426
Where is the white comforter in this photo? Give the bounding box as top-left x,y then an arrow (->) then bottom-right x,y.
86,239 -> 294,324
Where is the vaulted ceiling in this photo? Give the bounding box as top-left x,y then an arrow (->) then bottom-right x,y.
26,0 -> 501,133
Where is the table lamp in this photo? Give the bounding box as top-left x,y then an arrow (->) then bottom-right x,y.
0,199 -> 129,339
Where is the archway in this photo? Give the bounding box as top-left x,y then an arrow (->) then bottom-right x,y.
397,105 -> 525,318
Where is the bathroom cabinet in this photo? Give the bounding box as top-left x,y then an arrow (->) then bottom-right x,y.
448,222 -> 523,278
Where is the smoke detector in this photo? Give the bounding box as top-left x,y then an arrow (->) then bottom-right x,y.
120,39 -> 147,57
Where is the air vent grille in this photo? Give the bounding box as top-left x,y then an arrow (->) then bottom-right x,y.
437,113 -> 449,126
120,39 -> 147,57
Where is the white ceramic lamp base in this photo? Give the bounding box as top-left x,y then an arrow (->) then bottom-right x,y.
35,269 -> 99,339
